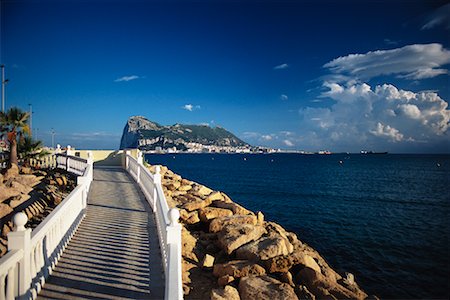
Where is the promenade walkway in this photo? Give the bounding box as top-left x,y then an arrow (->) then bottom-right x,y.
38,167 -> 165,299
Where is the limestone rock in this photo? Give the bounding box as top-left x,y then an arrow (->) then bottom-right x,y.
0,185 -> 21,203
196,185 -> 213,196
218,224 -> 266,254
257,211 -> 264,225
9,194 -> 31,208
213,260 -> 266,278
0,203 -> 13,219
295,285 -> 316,300
264,252 -> 320,274
182,228 -> 199,262
20,166 -> 33,174
296,268 -> 367,300
280,271 -> 294,286
211,285 -> 240,300
302,254 -> 321,274
220,192 -> 233,203
212,200 -> 252,215
218,275 -> 235,286
209,215 -> 257,233
199,207 -> 233,223
201,254 -> 215,268
185,211 -> 201,224
183,197 -> 212,212
206,191 -> 224,202
236,236 -> 294,261
179,185 -> 192,192
14,175 -> 40,187
4,164 -> 19,180
238,275 -> 299,300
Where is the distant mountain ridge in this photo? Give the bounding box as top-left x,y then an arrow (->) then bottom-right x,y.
120,116 -> 250,151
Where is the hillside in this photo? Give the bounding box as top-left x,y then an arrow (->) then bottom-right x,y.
120,116 -> 250,151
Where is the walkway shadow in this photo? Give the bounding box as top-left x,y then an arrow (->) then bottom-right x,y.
38,167 -> 164,300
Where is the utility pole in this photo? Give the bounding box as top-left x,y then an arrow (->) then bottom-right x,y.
51,128 -> 55,149
1,64 -> 9,112
29,104 -> 33,136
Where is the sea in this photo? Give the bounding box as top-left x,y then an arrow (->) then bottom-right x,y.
145,153 -> 450,299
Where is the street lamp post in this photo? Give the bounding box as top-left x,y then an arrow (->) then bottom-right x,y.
1,64 -> 9,113
29,104 -> 33,136
51,128 -> 55,149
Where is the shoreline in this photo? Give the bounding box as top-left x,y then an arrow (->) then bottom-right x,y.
149,163 -> 372,299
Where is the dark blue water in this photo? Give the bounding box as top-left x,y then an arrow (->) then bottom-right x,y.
146,153 -> 450,299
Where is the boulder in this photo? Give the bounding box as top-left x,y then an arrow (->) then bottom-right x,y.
9,194 -> 31,208
212,200 -> 253,215
4,164 -> 19,180
257,211 -> 264,225
209,215 -> 257,233
213,260 -> 266,278
236,236 -> 294,261
182,228 -> 199,262
238,275 -> 299,300
185,211 -> 201,224
0,203 -> 13,219
183,197 -> 213,212
295,285 -> 316,300
20,166 -> 33,174
201,254 -> 215,268
196,185 -> 213,196
206,191 -> 224,202
179,185 -> 192,192
211,285 -> 240,300
0,185 -> 21,203
217,224 -> 266,254
14,175 -> 40,187
264,252 -> 320,274
166,181 -> 181,191
296,268 -> 367,300
199,207 -> 233,223
218,275 -> 235,286
279,271 -> 294,286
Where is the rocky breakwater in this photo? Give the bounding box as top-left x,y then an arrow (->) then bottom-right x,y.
0,164 -> 76,257
148,164 -> 371,300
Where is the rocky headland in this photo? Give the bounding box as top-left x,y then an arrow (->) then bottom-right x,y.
0,164 -> 76,257
148,164 -> 372,300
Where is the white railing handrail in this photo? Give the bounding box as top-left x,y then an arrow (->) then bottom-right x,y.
124,150 -> 183,300
0,151 -> 93,300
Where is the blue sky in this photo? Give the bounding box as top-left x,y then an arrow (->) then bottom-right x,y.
1,0 -> 449,152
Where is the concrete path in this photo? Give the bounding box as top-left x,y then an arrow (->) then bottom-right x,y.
38,167 -> 165,299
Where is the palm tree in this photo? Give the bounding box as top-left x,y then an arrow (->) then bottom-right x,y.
18,136 -> 50,166
0,107 -> 30,167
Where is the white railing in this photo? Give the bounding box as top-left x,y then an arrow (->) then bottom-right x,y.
125,151 -> 183,300
0,152 -> 93,300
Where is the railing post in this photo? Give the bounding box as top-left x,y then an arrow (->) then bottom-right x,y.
7,212 -> 32,299
166,208 -> 182,300
152,166 -> 161,211
125,150 -> 130,170
55,144 -> 61,154
136,151 -> 143,183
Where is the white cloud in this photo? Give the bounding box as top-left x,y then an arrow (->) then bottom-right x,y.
422,4 -> 450,30
323,43 -> 450,81
182,104 -> 201,111
298,82 -> 449,151
114,75 -> 140,82
283,139 -> 294,147
261,135 -> 273,141
274,63 -> 289,70
280,94 -> 288,100
370,123 -> 404,142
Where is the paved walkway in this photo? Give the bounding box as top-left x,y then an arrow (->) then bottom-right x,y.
38,167 -> 164,299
